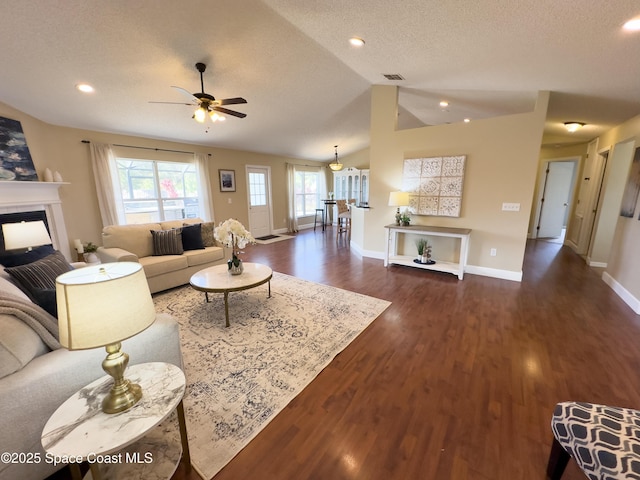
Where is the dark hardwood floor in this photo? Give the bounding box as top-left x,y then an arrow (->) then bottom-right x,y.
53,228 -> 640,480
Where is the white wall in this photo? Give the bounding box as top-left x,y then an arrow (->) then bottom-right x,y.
595,114 -> 640,313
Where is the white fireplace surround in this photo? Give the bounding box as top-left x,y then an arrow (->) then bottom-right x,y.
0,181 -> 72,261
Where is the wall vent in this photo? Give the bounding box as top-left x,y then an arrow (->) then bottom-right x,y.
383,74 -> 405,81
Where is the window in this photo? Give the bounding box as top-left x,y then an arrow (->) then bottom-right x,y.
294,170 -> 320,217
248,172 -> 267,207
114,158 -> 201,224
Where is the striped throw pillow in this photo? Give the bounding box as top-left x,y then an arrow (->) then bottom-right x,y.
5,250 -> 73,295
150,229 -> 184,256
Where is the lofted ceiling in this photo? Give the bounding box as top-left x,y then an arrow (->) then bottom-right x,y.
1,1 -> 640,161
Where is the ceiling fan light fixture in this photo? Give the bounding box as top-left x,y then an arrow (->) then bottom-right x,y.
209,111 -> 226,122
329,145 -> 343,172
194,107 -> 207,123
564,121 -> 585,133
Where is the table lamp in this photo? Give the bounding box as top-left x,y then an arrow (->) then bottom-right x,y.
56,262 -> 156,414
388,191 -> 410,225
2,220 -> 52,251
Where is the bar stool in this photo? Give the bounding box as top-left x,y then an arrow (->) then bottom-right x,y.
336,200 -> 351,241
314,208 -> 325,231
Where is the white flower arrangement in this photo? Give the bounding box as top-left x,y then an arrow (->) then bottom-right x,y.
214,218 -> 255,250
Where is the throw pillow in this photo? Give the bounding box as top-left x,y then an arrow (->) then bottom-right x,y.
31,288 -> 58,318
151,229 -> 184,256
0,244 -> 55,267
5,251 -> 73,299
199,221 -> 216,247
180,223 -> 205,251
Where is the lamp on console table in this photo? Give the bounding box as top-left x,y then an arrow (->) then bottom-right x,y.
2,220 -> 52,252
388,191 -> 410,226
56,262 -> 156,414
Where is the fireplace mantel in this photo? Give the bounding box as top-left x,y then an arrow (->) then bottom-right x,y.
0,181 -> 72,260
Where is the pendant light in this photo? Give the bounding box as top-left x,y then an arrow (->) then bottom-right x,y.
329,145 -> 343,171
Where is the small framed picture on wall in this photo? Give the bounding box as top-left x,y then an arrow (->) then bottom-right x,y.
219,169 -> 236,192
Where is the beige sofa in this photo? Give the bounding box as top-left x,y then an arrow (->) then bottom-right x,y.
98,218 -> 227,293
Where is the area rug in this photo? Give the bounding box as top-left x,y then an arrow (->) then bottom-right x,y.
153,272 -> 390,479
253,234 -> 294,244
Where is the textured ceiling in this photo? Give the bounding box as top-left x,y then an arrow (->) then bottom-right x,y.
1,1 -> 639,160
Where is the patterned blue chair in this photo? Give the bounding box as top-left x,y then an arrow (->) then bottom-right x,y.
548,401 -> 640,479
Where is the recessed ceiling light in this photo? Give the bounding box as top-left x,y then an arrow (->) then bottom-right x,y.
439,101 -> 449,107
623,17 -> 640,31
349,37 -> 365,47
76,83 -> 94,93
464,118 -> 471,123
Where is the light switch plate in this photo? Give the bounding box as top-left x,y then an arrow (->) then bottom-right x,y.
502,202 -> 520,211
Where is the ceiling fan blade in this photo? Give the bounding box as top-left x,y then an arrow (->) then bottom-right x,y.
213,106 -> 247,118
171,86 -> 199,103
218,97 -> 247,106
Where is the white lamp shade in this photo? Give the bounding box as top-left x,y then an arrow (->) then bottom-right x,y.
388,191 -> 410,207
56,262 -> 156,350
2,220 -> 52,250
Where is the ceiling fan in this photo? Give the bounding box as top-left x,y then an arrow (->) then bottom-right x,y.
150,62 -> 247,123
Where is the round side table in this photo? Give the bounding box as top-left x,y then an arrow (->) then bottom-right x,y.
41,362 -> 190,480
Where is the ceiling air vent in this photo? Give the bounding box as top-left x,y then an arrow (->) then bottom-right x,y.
383,74 -> 405,81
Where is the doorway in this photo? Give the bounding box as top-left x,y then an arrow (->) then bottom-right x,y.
533,159 -> 578,240
246,165 -> 273,238
566,139 -> 609,256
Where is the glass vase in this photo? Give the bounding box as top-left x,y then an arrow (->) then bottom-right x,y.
228,258 -> 244,275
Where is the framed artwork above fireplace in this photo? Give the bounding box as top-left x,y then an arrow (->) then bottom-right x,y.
0,116 -> 38,182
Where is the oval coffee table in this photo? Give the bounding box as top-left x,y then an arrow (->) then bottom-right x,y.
189,262 -> 273,327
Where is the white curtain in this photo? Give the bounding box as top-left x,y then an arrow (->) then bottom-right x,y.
318,168 -> 328,204
286,163 -> 299,233
195,153 -> 213,222
89,142 -> 119,227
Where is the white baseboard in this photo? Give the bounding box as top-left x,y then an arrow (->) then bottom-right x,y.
465,265 -> 523,282
353,245 -> 384,260
588,260 -> 607,268
602,272 -> 640,314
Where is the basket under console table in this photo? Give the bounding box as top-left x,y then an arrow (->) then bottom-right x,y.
384,224 -> 471,280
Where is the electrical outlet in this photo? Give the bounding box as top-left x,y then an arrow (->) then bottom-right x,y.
490,248 -> 497,257
502,202 -> 520,211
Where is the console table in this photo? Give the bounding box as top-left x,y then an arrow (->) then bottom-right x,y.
384,224 -> 471,280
